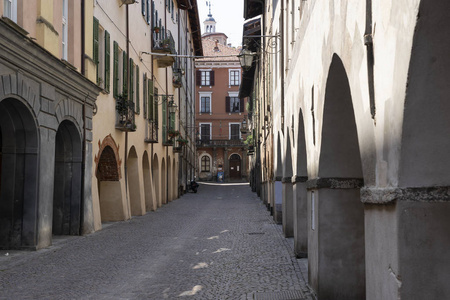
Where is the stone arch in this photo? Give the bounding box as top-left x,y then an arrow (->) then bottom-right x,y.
282,130 -> 294,237
167,156 -> 172,202
52,120 -> 82,236
55,98 -> 83,130
153,154 -> 161,208
394,1 -> 450,299
275,133 -> 283,179
161,157 -> 167,204
96,145 -> 125,222
128,146 -> 143,216
95,134 -> 122,179
293,109 -> 308,257
143,151 -> 155,211
311,54 -> 365,299
172,157 -> 177,200
0,97 -> 39,248
283,131 -> 293,178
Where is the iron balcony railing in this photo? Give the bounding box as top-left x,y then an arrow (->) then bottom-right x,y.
144,120 -> 158,143
196,139 -> 246,148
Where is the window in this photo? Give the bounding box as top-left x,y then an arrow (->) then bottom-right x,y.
104,31 -> 110,92
226,96 -> 244,113
93,18 -> 99,82
230,123 -> 240,140
196,70 -> 215,86
113,41 -> 119,97
200,124 -> 211,141
200,96 -> 211,113
201,156 -> 211,172
62,0 -> 68,60
94,20 -> 109,90
130,58 -> 134,111
229,70 -> 240,86
4,0 -> 17,22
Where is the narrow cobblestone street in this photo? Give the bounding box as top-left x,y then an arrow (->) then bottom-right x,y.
0,183 -> 313,300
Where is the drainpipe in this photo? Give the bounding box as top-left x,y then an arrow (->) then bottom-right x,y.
165,4 -> 169,204
280,0 -> 285,132
124,4 -> 131,218
365,0 -> 376,120
81,0 -> 85,75
80,93 -> 88,235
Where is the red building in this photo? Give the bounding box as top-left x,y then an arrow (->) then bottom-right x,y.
195,13 -> 248,182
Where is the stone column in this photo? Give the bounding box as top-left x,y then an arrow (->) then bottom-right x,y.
282,176 -> 294,237
223,148 -> 229,181
293,175 -> 308,258
307,177 -> 365,300
273,176 -> 283,224
362,186 -> 450,300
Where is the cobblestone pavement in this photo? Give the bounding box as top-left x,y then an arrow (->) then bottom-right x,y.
0,183 -> 315,300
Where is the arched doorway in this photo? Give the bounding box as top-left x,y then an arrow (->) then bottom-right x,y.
167,157 -> 172,202
309,54 -> 365,299
128,146 -> 143,216
96,146 -> 124,221
143,151 -> 154,211
161,158 -> 166,204
229,154 -> 242,179
0,98 -> 39,248
153,154 -> 161,208
52,120 -> 82,236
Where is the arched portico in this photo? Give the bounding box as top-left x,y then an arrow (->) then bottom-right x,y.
52,120 -> 82,236
273,133 -> 283,224
293,110 -> 308,258
282,131 -> 294,237
0,98 -> 39,249
153,154 -> 161,208
143,151 -> 155,211
128,146 -> 144,216
308,54 -> 365,299
161,158 -> 167,204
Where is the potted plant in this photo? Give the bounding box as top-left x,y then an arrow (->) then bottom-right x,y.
167,129 -> 180,139
116,92 -> 130,123
177,137 -> 189,146
162,38 -> 171,49
153,26 -> 160,33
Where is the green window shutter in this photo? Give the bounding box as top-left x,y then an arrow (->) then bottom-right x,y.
162,96 -> 167,141
143,74 -> 147,118
113,41 -> 119,98
154,87 -> 158,126
93,17 -> 99,84
130,58 -> 134,111
136,65 -> 140,114
149,80 -> 154,120
104,31 -> 110,92
123,51 -> 128,95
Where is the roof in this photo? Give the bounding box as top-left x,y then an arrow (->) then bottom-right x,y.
188,0 -> 203,56
196,38 -> 241,62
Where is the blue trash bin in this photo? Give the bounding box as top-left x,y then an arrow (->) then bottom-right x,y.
217,171 -> 224,182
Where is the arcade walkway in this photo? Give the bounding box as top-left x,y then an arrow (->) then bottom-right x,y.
0,183 -> 314,300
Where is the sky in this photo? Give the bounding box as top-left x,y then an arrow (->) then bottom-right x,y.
197,0 -> 245,47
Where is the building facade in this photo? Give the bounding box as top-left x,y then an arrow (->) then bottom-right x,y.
242,0 -> 450,299
195,14 -> 248,182
0,0 -> 100,249
91,0 -> 202,229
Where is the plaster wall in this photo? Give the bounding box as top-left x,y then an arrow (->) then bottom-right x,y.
293,181 -> 307,258
281,181 -> 293,237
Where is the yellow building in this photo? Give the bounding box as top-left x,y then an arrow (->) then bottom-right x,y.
91,0 -> 202,229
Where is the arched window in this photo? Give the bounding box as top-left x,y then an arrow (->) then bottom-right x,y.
201,155 -> 210,172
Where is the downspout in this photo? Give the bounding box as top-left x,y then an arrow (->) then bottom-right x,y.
365,0 -> 376,120
80,93 -> 88,235
124,4 -> 131,218
165,4 -> 169,204
80,0 -> 86,235
280,0 -> 285,132
81,0 -> 85,75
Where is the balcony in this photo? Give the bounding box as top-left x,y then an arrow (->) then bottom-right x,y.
152,30 -> 175,68
115,95 -> 136,132
144,120 -> 158,143
196,139 -> 246,148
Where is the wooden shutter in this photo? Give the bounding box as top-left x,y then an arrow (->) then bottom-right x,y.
210,70 -> 215,86
143,74 -> 147,118
240,98 -> 244,112
146,0 -> 150,23
104,31 -> 110,92
130,58 -> 134,110
136,65 -> 140,114
196,70 -> 201,85
113,41 -> 119,98
123,51 -> 128,94
225,96 -> 230,112
93,17 -> 99,83
149,80 -> 154,120
154,87 -> 159,125
231,124 -> 239,140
